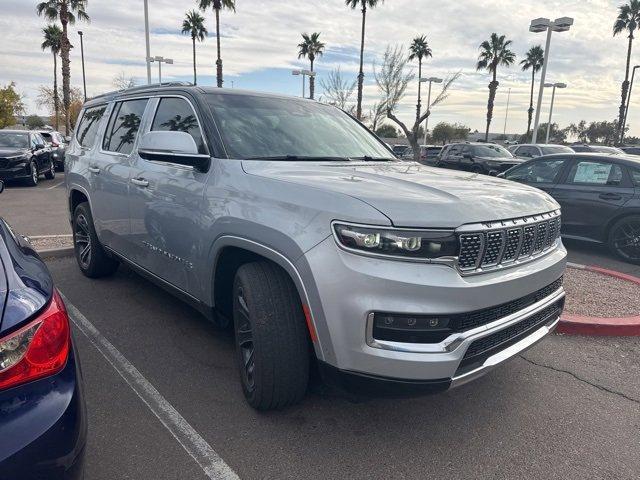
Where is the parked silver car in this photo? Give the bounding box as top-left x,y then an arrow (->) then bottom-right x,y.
66,84 -> 566,410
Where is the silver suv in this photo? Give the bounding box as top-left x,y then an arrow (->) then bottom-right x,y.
66,84 -> 567,410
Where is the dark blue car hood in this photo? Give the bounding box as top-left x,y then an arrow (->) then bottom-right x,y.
0,218 -> 52,335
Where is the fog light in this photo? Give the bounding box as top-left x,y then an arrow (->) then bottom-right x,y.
372,313 -> 452,344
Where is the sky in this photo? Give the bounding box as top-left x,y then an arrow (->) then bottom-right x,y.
0,0 -> 636,136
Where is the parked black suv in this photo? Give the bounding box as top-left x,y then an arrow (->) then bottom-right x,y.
436,142 -> 522,174
0,130 -> 55,186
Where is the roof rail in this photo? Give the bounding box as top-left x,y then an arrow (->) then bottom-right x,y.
90,81 -> 194,101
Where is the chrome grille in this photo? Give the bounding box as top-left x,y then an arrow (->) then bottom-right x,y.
456,211 -> 561,274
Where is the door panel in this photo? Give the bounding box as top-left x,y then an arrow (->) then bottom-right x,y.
126,96 -> 210,293
552,160 -> 634,242
90,99 -> 149,252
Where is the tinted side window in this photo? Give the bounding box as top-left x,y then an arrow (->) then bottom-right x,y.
628,167 -> 640,186
566,161 -> 623,186
448,145 -> 462,156
505,159 -> 566,184
151,98 -> 206,154
77,105 -> 107,149
516,146 -> 538,158
103,99 -> 149,155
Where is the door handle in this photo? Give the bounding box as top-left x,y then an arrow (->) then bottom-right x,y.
131,177 -> 149,187
88,166 -> 100,174
599,193 -> 622,201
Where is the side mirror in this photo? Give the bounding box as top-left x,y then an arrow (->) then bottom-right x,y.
35,143 -> 46,150
497,172 -> 506,178
138,131 -> 210,172
0,180 -> 4,194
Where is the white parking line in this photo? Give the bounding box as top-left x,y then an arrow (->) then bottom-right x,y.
47,181 -> 65,190
59,292 -> 240,480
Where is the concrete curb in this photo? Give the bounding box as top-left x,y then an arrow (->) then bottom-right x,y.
36,246 -> 74,259
558,263 -> 640,336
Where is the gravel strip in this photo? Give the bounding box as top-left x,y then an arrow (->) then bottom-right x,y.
30,236 -> 73,251
564,267 -> 640,318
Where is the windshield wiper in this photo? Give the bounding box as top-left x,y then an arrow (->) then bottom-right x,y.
244,155 -> 351,161
350,156 -> 397,162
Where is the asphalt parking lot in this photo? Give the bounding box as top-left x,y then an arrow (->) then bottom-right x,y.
3,172 -> 640,479
44,255 -> 640,480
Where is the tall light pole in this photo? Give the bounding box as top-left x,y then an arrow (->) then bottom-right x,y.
530,16 -> 574,144
144,0 -> 151,84
149,56 -> 173,83
621,65 -> 640,144
544,82 -> 566,143
503,87 -> 511,136
420,76 -> 443,144
292,69 -> 316,98
77,31 -> 87,101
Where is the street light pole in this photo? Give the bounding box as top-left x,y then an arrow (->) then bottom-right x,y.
292,70 -> 316,98
503,87 -> 511,136
530,16 -> 574,144
149,56 -> 173,83
544,82 -> 566,143
621,65 -> 640,144
420,76 -> 443,144
144,0 -> 151,84
77,31 -> 87,101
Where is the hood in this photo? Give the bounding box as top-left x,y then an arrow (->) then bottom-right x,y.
242,161 -> 560,228
0,148 -> 28,159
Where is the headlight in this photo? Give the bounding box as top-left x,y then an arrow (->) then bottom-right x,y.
332,223 -> 458,260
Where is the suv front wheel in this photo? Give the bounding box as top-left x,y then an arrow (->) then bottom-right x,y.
72,202 -> 119,278
233,261 -> 310,410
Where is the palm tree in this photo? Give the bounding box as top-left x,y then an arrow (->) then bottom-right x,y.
614,0 -> 640,142
408,35 -> 432,124
476,33 -> 516,141
36,0 -> 89,135
41,24 -> 63,131
198,0 -> 236,88
182,10 -> 208,85
520,45 -> 544,138
297,32 -> 325,100
346,0 -> 384,120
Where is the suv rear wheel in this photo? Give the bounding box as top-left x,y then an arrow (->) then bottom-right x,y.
608,215 -> 640,265
73,202 -> 119,278
233,261 -> 310,410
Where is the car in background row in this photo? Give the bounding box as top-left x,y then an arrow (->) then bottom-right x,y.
436,142 -> 522,174
38,130 -> 68,171
620,146 -> 640,156
0,130 -> 56,186
570,144 -> 624,154
391,144 -> 410,157
508,144 -> 575,159
502,153 -> 640,264
0,179 -> 87,479
398,145 -> 442,164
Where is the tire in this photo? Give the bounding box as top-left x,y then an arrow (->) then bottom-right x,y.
608,215 -> 640,265
26,161 -> 38,187
471,164 -> 484,174
233,261 -> 310,410
72,202 -> 119,278
44,160 -> 56,180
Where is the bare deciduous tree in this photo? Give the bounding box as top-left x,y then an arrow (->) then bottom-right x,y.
375,45 -> 459,160
113,72 -> 137,90
319,67 -> 356,110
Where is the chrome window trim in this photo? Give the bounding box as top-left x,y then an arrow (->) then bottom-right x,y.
365,285 -> 565,354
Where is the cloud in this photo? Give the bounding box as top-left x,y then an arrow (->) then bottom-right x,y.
1,0 -> 636,135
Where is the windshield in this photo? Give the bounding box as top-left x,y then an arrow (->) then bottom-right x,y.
541,146 -> 574,154
206,94 -> 393,160
0,132 -> 29,149
472,144 -> 513,158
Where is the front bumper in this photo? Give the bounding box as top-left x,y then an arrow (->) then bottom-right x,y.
298,235 -> 566,388
0,163 -> 30,181
0,342 -> 87,480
